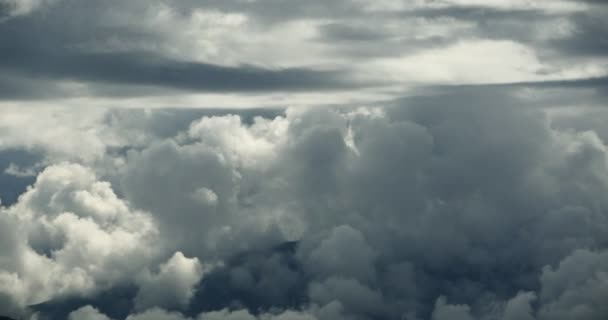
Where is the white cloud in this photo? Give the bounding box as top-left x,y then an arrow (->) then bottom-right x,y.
135,252 -> 204,311
187,114 -> 288,169
127,308 -> 192,320
4,163 -> 37,177
69,305 -> 114,320
0,163 -> 160,312
373,39 -> 606,85
0,108 -> 110,163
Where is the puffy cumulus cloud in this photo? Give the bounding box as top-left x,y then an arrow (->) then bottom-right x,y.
69,305 -> 113,320
537,249 -> 608,320
299,225 -> 377,283
502,292 -> 537,320
134,252 -> 203,311
308,277 -> 385,317
119,138 -> 247,258
187,114 -> 289,169
2,102 -> 608,319
431,297 -> 474,320
0,163 -> 160,316
198,309 -> 321,320
429,291 -> 536,320
119,112 -> 294,261
426,246 -> 608,320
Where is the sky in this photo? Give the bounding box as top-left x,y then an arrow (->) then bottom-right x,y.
0,0 -> 608,319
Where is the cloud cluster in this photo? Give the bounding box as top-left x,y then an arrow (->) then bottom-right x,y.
1,99 -> 608,319
2,0 -> 607,318
0,164 -> 157,314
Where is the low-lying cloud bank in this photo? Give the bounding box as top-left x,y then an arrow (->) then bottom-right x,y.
1,102 -> 608,319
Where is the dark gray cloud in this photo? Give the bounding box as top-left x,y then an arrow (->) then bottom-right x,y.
0,0 -> 366,99
549,10 -> 608,58
31,285 -> 137,320
404,5 -> 549,20
175,0 -> 362,24
0,0 -> 605,103
0,1 -> 12,18
0,48 -> 359,95
318,23 -> 393,43
0,71 -> 77,100
421,75 -> 608,109
570,0 -> 608,5
431,76 -> 608,91
551,108 -> 608,143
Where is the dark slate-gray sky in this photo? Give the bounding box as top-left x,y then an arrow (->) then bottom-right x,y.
0,0 -> 606,108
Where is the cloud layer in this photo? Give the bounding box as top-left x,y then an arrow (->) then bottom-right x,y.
0,0 -> 606,107
1,99 -> 608,319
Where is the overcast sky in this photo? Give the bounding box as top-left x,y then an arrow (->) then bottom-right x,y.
0,0 -> 606,108
1,1 -> 608,320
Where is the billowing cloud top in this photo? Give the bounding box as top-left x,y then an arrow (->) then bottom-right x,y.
1,0 -> 608,320
1,100 -> 608,319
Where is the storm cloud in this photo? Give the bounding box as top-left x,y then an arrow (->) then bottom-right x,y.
0,0 -> 606,107
1,0 -> 608,319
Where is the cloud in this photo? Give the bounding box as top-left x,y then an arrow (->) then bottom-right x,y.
0,163 -> 160,316
69,306 -> 113,320
197,309 -> 257,320
0,0 -> 366,102
0,0 -> 57,18
84,307 -> 327,320
502,292 -> 537,320
1,100 -> 608,319
134,252 -> 203,311
549,8 -> 608,58
0,0 -> 605,108
1,0 -> 607,318
126,308 -> 191,320
309,277 -> 385,317
431,297 -> 474,320
3,163 -> 37,178
0,108 -> 109,162
538,249 -> 608,320
300,225 -> 377,282
0,50 -> 361,93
